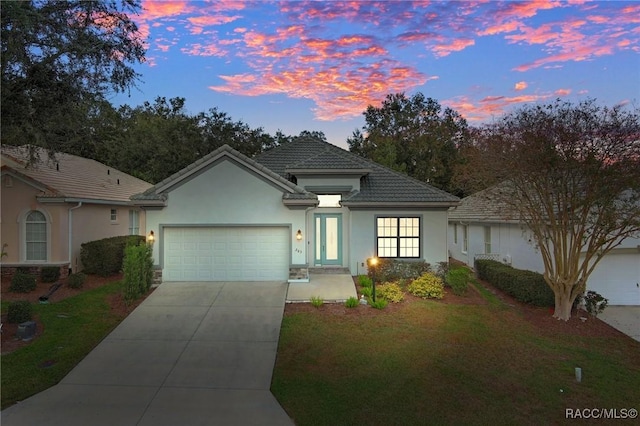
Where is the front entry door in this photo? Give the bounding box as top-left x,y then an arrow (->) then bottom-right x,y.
315,214 -> 342,265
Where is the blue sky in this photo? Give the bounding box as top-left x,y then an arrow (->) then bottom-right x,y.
112,1 -> 639,148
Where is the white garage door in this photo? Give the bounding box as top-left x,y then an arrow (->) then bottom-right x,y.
163,227 -> 289,281
587,253 -> 640,305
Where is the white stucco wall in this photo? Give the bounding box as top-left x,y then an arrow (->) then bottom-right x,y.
145,159 -> 307,267
350,209 -> 450,276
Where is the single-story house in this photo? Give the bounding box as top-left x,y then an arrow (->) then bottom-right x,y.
132,136 -> 460,283
1,145 -> 152,277
448,189 -> 640,305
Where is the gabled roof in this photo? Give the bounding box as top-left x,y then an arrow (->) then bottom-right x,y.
132,144 -> 318,206
448,185 -> 518,223
255,136 -> 460,207
1,145 -> 152,204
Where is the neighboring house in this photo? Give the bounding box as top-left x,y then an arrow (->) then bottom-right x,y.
132,136 -> 460,283
1,145 -> 152,277
448,189 -> 640,305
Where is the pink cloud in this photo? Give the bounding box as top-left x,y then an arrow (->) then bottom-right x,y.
432,38 -> 475,57
554,88 -> 571,96
514,81 -> 528,91
445,94 -> 553,122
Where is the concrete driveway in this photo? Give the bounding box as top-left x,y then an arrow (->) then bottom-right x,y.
2,281 -> 294,426
597,306 -> 640,342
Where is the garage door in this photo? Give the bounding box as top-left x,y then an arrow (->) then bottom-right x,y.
163,227 -> 289,281
587,253 -> 640,305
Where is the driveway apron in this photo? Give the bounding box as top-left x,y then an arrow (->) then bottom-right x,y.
2,281 -> 294,426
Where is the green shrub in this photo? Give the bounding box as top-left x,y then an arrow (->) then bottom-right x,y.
81,235 -> 145,276
345,296 -> 359,308
9,273 -> 37,293
376,282 -> 405,303
583,291 -> 608,316
408,273 -> 445,299
7,301 -> 32,323
370,298 -> 388,310
474,259 -> 554,307
358,275 -> 372,288
123,243 -> 153,303
369,259 -> 432,283
446,268 -> 469,296
40,266 -> 60,283
67,272 -> 86,289
360,286 -> 373,297
310,296 -> 324,308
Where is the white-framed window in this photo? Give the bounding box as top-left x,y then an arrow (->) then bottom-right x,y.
110,208 -> 118,222
129,210 -> 140,235
453,223 -> 458,244
484,226 -> 492,254
25,210 -> 47,261
317,194 -> 342,207
376,217 -> 420,258
462,225 -> 468,254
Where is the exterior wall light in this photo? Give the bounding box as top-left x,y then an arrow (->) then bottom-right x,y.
147,230 -> 155,244
296,229 -> 303,241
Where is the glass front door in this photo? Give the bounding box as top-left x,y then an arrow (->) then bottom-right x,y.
315,214 -> 342,265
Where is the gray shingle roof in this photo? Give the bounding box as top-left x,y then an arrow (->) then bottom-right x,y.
1,145 -> 152,203
448,185 -> 518,222
255,137 -> 459,206
133,144 -> 317,203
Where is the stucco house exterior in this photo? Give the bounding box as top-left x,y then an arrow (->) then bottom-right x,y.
132,137 -> 460,283
448,189 -> 640,305
1,145 -> 152,277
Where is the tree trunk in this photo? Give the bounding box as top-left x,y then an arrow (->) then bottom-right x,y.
553,288 -> 574,321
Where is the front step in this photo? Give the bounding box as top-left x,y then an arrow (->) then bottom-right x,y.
308,267 -> 350,275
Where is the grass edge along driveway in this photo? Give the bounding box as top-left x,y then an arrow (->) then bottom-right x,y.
272,284 -> 640,425
1,280 -> 125,409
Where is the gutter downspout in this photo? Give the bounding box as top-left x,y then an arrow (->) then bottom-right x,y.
68,202 -> 83,273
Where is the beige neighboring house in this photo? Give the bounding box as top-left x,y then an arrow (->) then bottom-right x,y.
1,145 -> 152,277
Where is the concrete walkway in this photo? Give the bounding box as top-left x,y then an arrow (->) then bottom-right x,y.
597,306 -> 640,342
2,281 -> 294,426
286,273 -> 357,303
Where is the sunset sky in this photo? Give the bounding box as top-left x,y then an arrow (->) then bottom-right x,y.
112,0 -> 640,148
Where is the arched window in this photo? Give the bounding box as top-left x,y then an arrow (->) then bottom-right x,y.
26,210 -> 47,261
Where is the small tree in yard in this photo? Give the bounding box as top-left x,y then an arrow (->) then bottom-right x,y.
468,99 -> 640,321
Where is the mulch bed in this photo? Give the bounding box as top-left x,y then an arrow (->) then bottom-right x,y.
1,273 -> 150,354
284,274 -> 626,340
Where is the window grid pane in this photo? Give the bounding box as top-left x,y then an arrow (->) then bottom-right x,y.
26,211 -> 47,261
377,217 -> 420,258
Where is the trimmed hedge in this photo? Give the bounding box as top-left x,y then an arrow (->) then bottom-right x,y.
80,235 -> 145,276
7,301 -> 32,323
474,259 -> 554,307
10,273 -> 37,293
369,259 -> 432,283
123,243 -> 153,303
40,266 -> 60,283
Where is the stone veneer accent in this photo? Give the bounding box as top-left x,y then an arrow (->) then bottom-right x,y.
288,266 -> 309,280
1,264 -> 70,280
152,268 -> 163,284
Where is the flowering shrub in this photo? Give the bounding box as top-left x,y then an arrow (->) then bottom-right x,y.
408,273 -> 445,299
377,282 -> 405,303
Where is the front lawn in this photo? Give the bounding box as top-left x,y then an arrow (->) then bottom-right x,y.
272,281 -> 640,425
1,280 -> 127,409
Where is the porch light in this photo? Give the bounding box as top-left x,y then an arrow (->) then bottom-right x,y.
147,230 -> 155,244
296,229 -> 303,241
368,257 -> 378,302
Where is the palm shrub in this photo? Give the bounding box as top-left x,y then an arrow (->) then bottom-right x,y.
123,243 -> 153,303
408,273 -> 445,299
345,296 -> 359,308
376,282 -> 405,303
310,296 -> 323,308
358,275 -> 372,288
360,286 -> 373,297
370,298 -> 388,309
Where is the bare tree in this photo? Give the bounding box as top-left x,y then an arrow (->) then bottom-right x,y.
470,99 -> 640,321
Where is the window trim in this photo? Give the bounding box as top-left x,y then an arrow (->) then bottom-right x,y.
461,224 -> 468,254
129,209 -> 140,235
484,226 -> 491,254
20,209 -> 52,262
453,223 -> 458,245
375,215 -> 421,259
110,208 -> 118,223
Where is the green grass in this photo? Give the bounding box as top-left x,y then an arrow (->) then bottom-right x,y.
1,280 -> 126,409
272,290 -> 640,425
